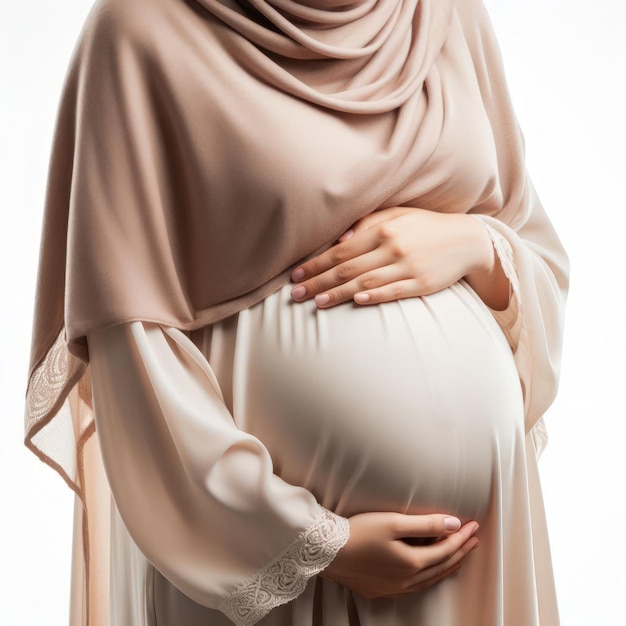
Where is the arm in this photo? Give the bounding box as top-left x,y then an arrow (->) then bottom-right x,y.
289,0 -> 568,439
289,207 -> 515,312
87,321 -> 349,624
88,321 -> 481,623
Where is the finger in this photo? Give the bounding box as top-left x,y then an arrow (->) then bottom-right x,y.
352,275 -> 447,305
391,514 -> 464,539
394,562 -> 463,597
291,230 -> 381,284
420,562 -> 463,589
291,247 -> 396,302
349,207 -> 415,236
312,264 -> 410,308
352,278 -> 422,305
408,536 -> 479,587
407,523 -> 480,570
337,228 -> 354,243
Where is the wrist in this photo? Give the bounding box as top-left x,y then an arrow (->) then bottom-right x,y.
465,215 -> 496,275
462,215 -> 511,311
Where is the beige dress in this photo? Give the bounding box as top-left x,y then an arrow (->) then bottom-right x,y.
83,237 -> 559,625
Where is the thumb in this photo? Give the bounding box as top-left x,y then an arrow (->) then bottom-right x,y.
392,514 -> 462,539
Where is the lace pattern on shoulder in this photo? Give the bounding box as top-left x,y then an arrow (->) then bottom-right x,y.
219,507 -> 350,626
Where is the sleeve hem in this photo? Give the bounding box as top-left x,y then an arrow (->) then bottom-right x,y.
218,507 -> 350,626
469,215 -> 522,350
480,219 -> 521,307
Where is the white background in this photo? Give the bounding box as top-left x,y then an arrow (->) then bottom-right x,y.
1,0 -> 625,624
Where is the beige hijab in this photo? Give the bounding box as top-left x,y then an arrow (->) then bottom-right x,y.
25,0 -> 567,512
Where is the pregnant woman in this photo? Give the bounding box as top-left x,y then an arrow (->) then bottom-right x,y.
24,0 -> 569,624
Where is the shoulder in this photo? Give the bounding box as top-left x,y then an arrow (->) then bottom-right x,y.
451,0 -> 502,66
79,0 -> 177,58
453,0 -> 490,19
451,0 -> 498,45
76,0 -> 224,74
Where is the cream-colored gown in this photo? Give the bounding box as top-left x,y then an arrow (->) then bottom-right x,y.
79,226 -> 559,625
23,0 -> 566,623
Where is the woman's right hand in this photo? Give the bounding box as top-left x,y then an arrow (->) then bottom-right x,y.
320,512 -> 480,599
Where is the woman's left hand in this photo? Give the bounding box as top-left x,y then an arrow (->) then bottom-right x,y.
290,206 -> 507,309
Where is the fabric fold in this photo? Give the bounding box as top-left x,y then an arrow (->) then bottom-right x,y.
24,0 -> 568,620
87,321 -> 350,620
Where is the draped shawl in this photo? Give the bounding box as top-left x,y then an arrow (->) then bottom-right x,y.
25,0 -> 568,514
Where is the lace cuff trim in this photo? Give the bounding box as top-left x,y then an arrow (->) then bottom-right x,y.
219,507 -> 350,626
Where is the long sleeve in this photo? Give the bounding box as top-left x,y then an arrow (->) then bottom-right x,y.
459,0 -> 570,444
87,321 -> 350,626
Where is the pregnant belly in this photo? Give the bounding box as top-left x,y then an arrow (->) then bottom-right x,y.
227,281 -> 524,522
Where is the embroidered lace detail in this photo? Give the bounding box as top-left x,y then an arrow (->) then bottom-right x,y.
219,507 -> 350,626
25,327 -> 91,489
26,330 -> 73,426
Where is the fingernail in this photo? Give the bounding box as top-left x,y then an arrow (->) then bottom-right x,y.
291,285 -> 306,300
444,517 -> 461,531
292,268 -> 305,281
315,294 -> 330,306
470,522 -> 480,534
354,292 -> 370,304
338,229 -> 354,242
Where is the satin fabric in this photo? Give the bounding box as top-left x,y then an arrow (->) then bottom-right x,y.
85,277 -> 557,625
23,0 -> 568,622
